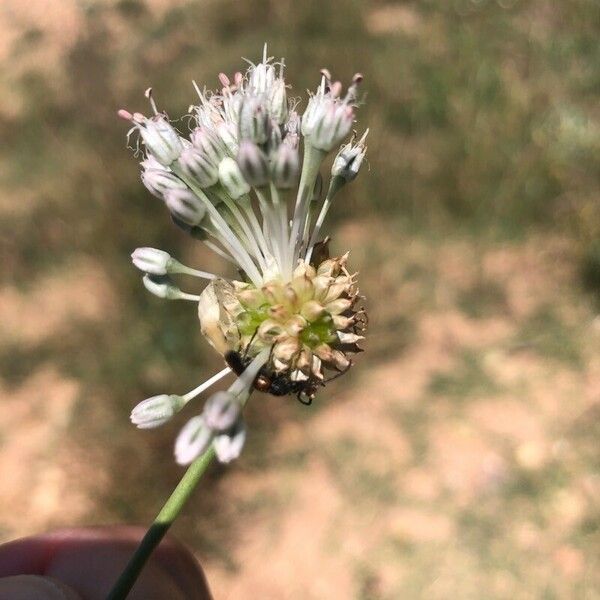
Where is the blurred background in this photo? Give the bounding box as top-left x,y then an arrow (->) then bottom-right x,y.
1,0 -> 599,597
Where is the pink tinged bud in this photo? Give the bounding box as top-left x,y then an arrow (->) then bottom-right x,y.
236,140 -> 269,187
118,108 -> 133,120
270,143 -> 299,189
175,416 -> 213,465
165,189 -> 207,226
203,391 -> 241,432
177,147 -> 219,188
141,169 -> 187,199
239,96 -> 271,144
130,394 -> 185,429
138,116 -> 183,166
218,157 -> 251,199
213,419 -> 246,463
131,247 -> 172,275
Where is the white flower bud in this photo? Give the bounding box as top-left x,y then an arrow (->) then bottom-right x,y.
216,122 -> 239,155
176,146 -> 219,189
142,274 -> 188,300
164,189 -> 207,226
248,61 -> 276,95
130,394 -> 185,429
236,141 -> 269,188
131,247 -> 173,275
218,157 -> 251,199
175,415 -> 213,465
136,114 -> 183,166
269,78 -> 288,125
309,103 -> 354,152
190,127 -> 229,164
238,96 -> 270,144
203,391 -> 241,432
270,143 -> 299,189
141,169 -> 187,199
213,419 -> 246,463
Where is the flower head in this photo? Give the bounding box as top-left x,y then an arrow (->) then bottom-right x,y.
120,45 -> 368,465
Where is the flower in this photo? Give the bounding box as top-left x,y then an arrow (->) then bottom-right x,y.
120,45 -> 368,465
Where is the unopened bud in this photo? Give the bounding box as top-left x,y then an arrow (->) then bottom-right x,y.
175,415 -> 213,465
131,247 -> 173,275
270,143 -> 299,189
269,78 -> 288,125
239,96 -> 270,144
213,418 -> 247,463
218,157 -> 251,199
141,169 -> 187,199
130,394 -> 185,429
177,147 -> 219,188
164,189 -> 207,226
248,61 -> 276,95
136,115 -> 183,166
142,274 -> 189,300
190,126 -> 229,164
203,391 -> 241,432
236,141 -> 269,187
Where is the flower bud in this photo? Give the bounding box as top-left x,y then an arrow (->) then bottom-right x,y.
269,78 -> 288,125
131,247 -> 173,275
218,157 -> 251,199
142,274 -> 187,300
175,415 -> 213,465
130,394 -> 185,429
216,121 -> 239,155
331,130 -> 368,182
190,126 -> 229,164
311,104 -> 354,152
248,61 -> 276,95
177,146 -> 219,188
203,391 -> 241,432
236,141 -> 269,188
141,169 -> 187,200
165,189 -> 207,226
270,143 -> 299,189
136,114 -> 183,166
239,96 -> 270,144
213,419 -> 246,463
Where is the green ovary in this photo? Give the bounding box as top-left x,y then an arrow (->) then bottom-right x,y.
237,307 -> 337,348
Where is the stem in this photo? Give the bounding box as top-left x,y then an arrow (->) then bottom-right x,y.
106,447 -> 216,600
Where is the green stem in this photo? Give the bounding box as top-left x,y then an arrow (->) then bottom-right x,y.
106,447 -> 216,600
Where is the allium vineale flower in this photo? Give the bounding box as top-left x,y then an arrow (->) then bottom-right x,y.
120,47 -> 368,465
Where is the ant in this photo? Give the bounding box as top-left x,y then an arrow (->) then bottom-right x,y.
224,350 -> 319,405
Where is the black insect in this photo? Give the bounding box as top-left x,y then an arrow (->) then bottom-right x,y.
224,350 -> 318,405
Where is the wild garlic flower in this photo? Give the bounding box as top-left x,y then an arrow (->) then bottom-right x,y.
120,46 -> 368,465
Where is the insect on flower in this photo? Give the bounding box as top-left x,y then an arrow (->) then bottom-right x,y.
120,45 -> 368,465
